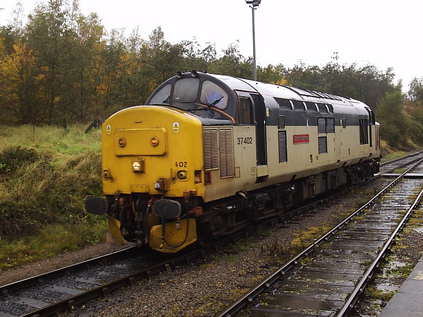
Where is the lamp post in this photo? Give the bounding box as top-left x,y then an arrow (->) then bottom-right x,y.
245,0 -> 261,81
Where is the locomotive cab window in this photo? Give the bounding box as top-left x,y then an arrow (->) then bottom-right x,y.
150,84 -> 171,105
359,119 -> 369,144
174,78 -> 200,103
200,81 -> 228,109
237,97 -> 254,125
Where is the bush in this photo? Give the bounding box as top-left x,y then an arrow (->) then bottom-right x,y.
377,89 -> 411,148
0,145 -> 102,239
0,146 -> 39,174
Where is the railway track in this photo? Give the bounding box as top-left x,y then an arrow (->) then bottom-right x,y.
1,151 -> 421,317
0,246 -> 202,317
219,158 -> 423,317
379,150 -> 423,173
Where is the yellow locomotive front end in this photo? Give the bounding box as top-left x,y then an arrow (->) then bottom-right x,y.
87,105 -> 205,253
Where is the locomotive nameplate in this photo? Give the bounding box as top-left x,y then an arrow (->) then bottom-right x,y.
293,134 -> 309,144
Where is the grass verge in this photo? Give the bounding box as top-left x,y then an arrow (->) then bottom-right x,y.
0,220 -> 107,270
0,125 -> 106,271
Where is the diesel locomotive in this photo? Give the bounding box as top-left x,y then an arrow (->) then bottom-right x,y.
85,71 -> 381,253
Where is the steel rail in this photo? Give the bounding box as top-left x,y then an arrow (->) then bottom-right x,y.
336,188 -> 423,316
0,246 -> 136,293
20,249 -> 203,317
12,192 -> 342,317
218,158 -> 423,317
2,151 -> 420,317
380,150 -> 423,167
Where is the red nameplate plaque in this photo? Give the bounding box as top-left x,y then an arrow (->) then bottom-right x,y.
293,134 -> 309,144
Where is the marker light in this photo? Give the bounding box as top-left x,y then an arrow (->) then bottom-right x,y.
118,137 -> 126,148
151,137 -> 159,147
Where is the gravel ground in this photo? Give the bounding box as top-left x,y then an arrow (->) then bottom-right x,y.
62,178 -> 390,317
0,238 -> 127,286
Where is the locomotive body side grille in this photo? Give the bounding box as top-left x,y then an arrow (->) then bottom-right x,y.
203,129 -> 219,170
203,127 -> 235,178
219,129 -> 235,178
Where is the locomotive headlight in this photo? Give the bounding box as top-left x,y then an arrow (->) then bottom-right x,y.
132,160 -> 144,173
151,137 -> 159,147
176,170 -> 188,180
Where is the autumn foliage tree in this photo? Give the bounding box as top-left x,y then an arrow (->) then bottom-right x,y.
0,0 -> 422,148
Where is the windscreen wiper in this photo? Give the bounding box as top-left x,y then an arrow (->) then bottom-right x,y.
209,96 -> 224,107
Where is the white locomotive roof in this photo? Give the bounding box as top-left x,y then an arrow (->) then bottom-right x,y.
207,73 -> 370,116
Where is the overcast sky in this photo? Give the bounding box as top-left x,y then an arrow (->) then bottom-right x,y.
1,0 -> 422,89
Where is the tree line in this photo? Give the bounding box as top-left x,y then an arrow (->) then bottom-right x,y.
0,0 -> 422,147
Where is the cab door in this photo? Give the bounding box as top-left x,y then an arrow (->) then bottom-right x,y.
236,91 -> 268,180
250,93 -> 268,166
365,108 -> 373,148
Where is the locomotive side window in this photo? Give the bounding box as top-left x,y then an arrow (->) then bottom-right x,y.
317,103 -> 328,113
326,118 -> 335,133
359,119 -> 369,144
293,100 -> 306,111
237,97 -> 254,124
318,136 -> 328,154
200,81 -> 228,109
274,98 -> 292,110
306,102 -> 318,112
278,131 -> 288,162
174,78 -> 200,103
318,118 -> 326,133
150,84 -> 171,105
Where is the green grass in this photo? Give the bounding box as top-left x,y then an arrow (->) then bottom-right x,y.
0,220 -> 107,269
365,287 -> 395,302
0,125 -> 106,270
0,125 -> 101,165
381,151 -> 407,163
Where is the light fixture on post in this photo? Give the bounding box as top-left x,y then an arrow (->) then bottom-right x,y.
245,0 -> 261,81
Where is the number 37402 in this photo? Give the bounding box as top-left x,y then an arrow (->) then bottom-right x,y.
237,137 -> 253,145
